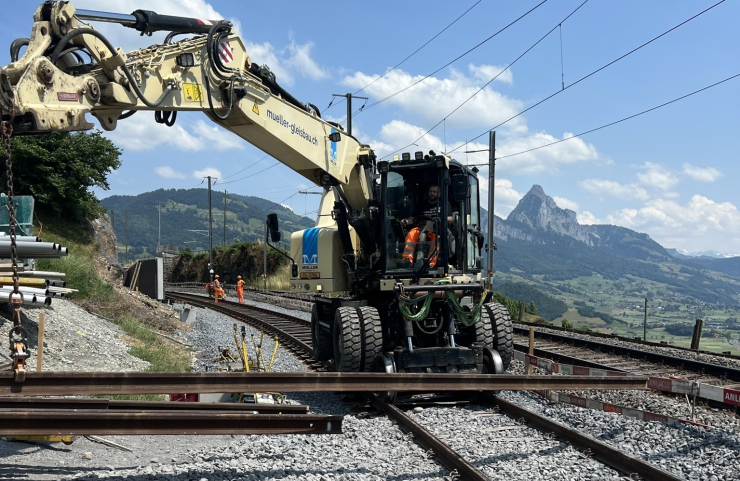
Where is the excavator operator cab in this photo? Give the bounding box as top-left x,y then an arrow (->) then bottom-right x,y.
377,152 -> 483,278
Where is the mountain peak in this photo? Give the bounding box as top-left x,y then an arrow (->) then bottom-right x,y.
526,184 -> 547,201
507,184 -> 593,245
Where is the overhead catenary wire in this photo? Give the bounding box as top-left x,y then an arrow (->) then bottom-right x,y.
326,0 -> 483,112
464,72 -> 740,163
217,162 -> 281,186
338,0 -> 550,125
448,0 -> 728,154
383,0 -> 590,159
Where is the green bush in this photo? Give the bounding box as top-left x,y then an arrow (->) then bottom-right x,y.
37,255 -> 114,301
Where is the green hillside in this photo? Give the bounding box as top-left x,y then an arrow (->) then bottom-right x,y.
100,188 -> 315,263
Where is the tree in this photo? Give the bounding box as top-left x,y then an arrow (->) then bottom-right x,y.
561,319 -> 573,329
526,301 -> 538,315
1,130 -> 121,220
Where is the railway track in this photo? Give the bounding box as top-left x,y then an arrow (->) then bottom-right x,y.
166,290 -> 684,480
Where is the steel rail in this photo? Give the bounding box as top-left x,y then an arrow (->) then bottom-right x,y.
514,320 -> 740,361
489,397 -> 685,481
0,397 -> 308,414
368,394 -> 489,481
513,342 -> 629,373
166,292 -> 322,369
0,410 -> 342,436
513,326 -> 740,381
0,372 -> 648,396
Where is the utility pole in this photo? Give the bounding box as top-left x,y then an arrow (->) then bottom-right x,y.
643,297 -> 648,341
156,201 -> 161,254
223,190 -> 227,247
332,93 -> 368,136
124,210 -> 129,266
207,176 -> 214,285
263,218 -> 268,290
486,131 -> 496,292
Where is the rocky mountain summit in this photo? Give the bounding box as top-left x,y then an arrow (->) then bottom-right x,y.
485,184 -> 740,306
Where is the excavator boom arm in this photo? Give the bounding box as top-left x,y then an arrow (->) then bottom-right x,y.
0,2 -> 374,210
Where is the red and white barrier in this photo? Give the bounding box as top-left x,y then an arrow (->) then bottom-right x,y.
517,351 -> 740,409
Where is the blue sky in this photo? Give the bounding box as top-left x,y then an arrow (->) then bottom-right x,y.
2,0 -> 739,254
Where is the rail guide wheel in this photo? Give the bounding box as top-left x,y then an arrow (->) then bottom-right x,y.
376,352 -> 397,403
311,304 -> 332,362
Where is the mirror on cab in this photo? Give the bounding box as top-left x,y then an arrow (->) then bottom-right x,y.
266,213 -> 281,242
451,174 -> 468,202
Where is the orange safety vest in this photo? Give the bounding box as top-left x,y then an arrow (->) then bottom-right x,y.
402,227 -> 438,267
237,280 -> 245,290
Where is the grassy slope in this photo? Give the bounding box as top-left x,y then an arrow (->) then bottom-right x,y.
33,212 -> 193,378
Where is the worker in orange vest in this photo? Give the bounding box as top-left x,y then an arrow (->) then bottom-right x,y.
401,185 -> 454,268
213,275 -> 226,303
236,275 -> 245,303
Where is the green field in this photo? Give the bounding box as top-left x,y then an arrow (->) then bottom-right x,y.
497,272 -> 740,356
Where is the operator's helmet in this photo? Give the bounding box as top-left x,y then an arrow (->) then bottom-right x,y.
237,275 -> 242,279
215,275 -> 220,278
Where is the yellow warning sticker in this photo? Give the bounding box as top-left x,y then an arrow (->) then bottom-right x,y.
183,83 -> 203,102
252,102 -> 260,115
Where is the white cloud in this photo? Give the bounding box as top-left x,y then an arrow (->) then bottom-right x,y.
193,167 -> 222,179
341,67 -> 527,132
155,166 -> 187,179
468,64 -> 513,85
284,37 -> 329,81
104,115 -> 244,152
490,178 -> 523,218
280,203 -> 294,212
604,195 -> 740,252
496,132 -> 599,175
636,162 -> 678,191
553,196 -> 579,212
682,163 -> 723,182
579,179 -> 650,201
578,211 -> 600,225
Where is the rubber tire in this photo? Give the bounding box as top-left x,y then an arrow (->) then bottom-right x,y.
333,307 -> 362,372
311,304 -> 333,362
480,302 -> 514,371
358,306 -> 384,372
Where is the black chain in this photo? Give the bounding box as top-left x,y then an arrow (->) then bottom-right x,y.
2,99 -> 27,380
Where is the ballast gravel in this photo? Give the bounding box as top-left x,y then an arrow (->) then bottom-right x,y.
2,295 -> 740,480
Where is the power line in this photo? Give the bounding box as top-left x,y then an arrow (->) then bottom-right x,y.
465,72 -> 740,163
326,1 -> 482,113
383,0 -> 589,159
217,162 -> 280,185
448,0 -> 727,154
219,154 -> 271,180
339,0 -> 549,124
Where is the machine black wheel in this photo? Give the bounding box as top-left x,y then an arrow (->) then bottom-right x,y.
311,304 -> 333,362
358,306 -> 384,372
481,302 -> 514,371
333,307 -> 362,372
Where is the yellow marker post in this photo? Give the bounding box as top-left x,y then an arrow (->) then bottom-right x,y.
36,313 -> 45,372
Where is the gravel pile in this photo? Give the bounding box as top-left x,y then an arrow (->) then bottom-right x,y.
0,299 -> 148,372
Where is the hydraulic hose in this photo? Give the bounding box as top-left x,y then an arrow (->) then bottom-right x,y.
201,62 -> 240,121
10,38 -> 30,62
49,28 -> 172,108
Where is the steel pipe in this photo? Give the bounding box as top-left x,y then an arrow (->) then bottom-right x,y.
17,271 -> 66,280
0,372 -> 649,396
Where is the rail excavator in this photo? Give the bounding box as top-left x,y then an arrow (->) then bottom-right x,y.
0,2 -> 514,387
